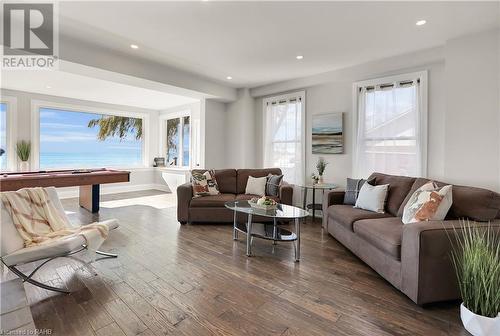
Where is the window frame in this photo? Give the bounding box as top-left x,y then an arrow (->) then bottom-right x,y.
0,96 -> 18,171
159,109 -> 191,168
262,90 -> 306,185
31,100 -> 150,170
352,71 -> 428,177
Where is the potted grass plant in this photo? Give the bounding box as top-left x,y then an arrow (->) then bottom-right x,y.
16,140 -> 31,172
316,157 -> 328,184
450,221 -> 500,336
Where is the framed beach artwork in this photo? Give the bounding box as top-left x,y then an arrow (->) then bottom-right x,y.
312,113 -> 344,154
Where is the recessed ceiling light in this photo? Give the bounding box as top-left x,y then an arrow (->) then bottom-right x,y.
226,76 -> 233,80
416,20 -> 427,26
296,55 -> 304,60
130,44 -> 139,49
45,85 -> 52,89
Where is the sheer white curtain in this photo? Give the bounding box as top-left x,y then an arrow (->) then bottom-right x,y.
354,78 -> 425,178
263,93 -> 305,186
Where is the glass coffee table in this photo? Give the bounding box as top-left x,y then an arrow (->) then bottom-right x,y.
225,200 -> 309,262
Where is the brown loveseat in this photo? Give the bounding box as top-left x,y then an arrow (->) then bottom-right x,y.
323,172 -> 500,305
177,168 -> 293,224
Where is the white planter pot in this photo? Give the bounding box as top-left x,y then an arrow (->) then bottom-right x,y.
18,161 -> 30,172
460,303 -> 500,336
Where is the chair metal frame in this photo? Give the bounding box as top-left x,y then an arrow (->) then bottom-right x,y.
1,244 -> 118,294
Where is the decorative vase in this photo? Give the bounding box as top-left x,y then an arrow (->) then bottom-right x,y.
18,161 -> 30,172
318,175 -> 324,184
460,303 -> 500,336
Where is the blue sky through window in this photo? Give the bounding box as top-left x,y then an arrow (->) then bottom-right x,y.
40,108 -> 143,169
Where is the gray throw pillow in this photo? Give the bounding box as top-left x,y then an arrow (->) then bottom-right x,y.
343,178 -> 366,205
266,174 -> 284,197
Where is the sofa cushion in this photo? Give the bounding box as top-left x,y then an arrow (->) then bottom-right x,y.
190,193 -> 235,207
353,217 -> 403,260
237,168 -> 282,194
192,169 -> 237,194
398,178 -> 500,221
327,204 -> 392,230
368,173 -> 416,216
236,194 -> 280,202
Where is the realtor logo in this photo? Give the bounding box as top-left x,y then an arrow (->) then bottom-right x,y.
2,2 -> 58,69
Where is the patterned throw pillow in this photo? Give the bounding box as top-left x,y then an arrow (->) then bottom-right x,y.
343,178 -> 366,205
266,174 -> 283,197
191,170 -> 220,197
402,181 -> 453,224
344,178 -> 376,205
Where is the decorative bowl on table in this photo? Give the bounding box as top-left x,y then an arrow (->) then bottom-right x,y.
249,196 -> 277,210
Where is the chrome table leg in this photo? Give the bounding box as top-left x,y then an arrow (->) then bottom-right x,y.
273,217 -> 278,245
246,213 -> 253,256
294,217 -> 301,262
233,210 -> 238,240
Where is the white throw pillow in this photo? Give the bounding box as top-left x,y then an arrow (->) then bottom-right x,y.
402,181 -> 453,224
245,176 -> 267,196
354,183 -> 389,213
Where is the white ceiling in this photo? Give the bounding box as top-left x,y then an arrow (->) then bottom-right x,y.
58,1 -> 500,87
1,70 -> 198,110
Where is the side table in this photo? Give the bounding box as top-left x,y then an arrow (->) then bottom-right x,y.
300,183 -> 338,222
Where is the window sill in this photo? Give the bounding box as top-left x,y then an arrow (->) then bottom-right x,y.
156,166 -> 190,172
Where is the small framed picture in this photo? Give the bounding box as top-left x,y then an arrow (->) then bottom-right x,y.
312,113 -> 344,154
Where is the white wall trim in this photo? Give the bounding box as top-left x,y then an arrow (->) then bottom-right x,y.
1,95 -> 18,171
56,183 -> 171,200
30,99 -> 151,170
352,70 -> 429,177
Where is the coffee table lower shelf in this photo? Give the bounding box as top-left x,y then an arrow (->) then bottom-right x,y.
234,222 -> 297,241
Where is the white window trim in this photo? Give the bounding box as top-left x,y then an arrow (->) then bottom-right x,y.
159,108 -> 191,168
1,96 -> 18,171
262,90 -> 306,184
31,99 -> 150,170
352,70 -> 428,177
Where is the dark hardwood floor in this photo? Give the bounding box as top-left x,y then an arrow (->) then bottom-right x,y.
3,190 -> 468,335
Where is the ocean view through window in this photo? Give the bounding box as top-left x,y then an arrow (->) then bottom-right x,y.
39,107 -> 143,169
165,115 -> 190,167
0,103 -> 7,171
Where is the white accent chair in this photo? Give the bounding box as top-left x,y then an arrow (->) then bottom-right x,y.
1,187 -> 119,294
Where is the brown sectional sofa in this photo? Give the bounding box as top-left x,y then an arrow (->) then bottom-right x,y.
177,168 -> 293,224
323,172 -> 500,305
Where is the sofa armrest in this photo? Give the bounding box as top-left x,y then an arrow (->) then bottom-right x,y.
279,182 -> 293,206
177,183 -> 193,224
401,220 -> 500,305
322,190 -> 345,228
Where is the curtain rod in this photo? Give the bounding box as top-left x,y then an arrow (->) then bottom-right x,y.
360,79 -> 420,92
266,97 -> 302,105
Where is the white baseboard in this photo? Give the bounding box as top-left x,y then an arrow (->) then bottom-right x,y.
56,183 -> 171,199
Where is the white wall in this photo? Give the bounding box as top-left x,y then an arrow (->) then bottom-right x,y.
251,29 -> 499,191
225,88 -> 256,168
204,99 -> 227,169
254,61 -> 446,189
443,29 -> 500,191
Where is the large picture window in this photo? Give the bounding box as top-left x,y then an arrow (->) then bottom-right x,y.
165,115 -> 190,167
39,107 -> 144,169
354,72 -> 427,178
263,92 -> 305,185
0,103 -> 7,171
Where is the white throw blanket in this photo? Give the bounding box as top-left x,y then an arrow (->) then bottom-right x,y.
1,187 -> 108,251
